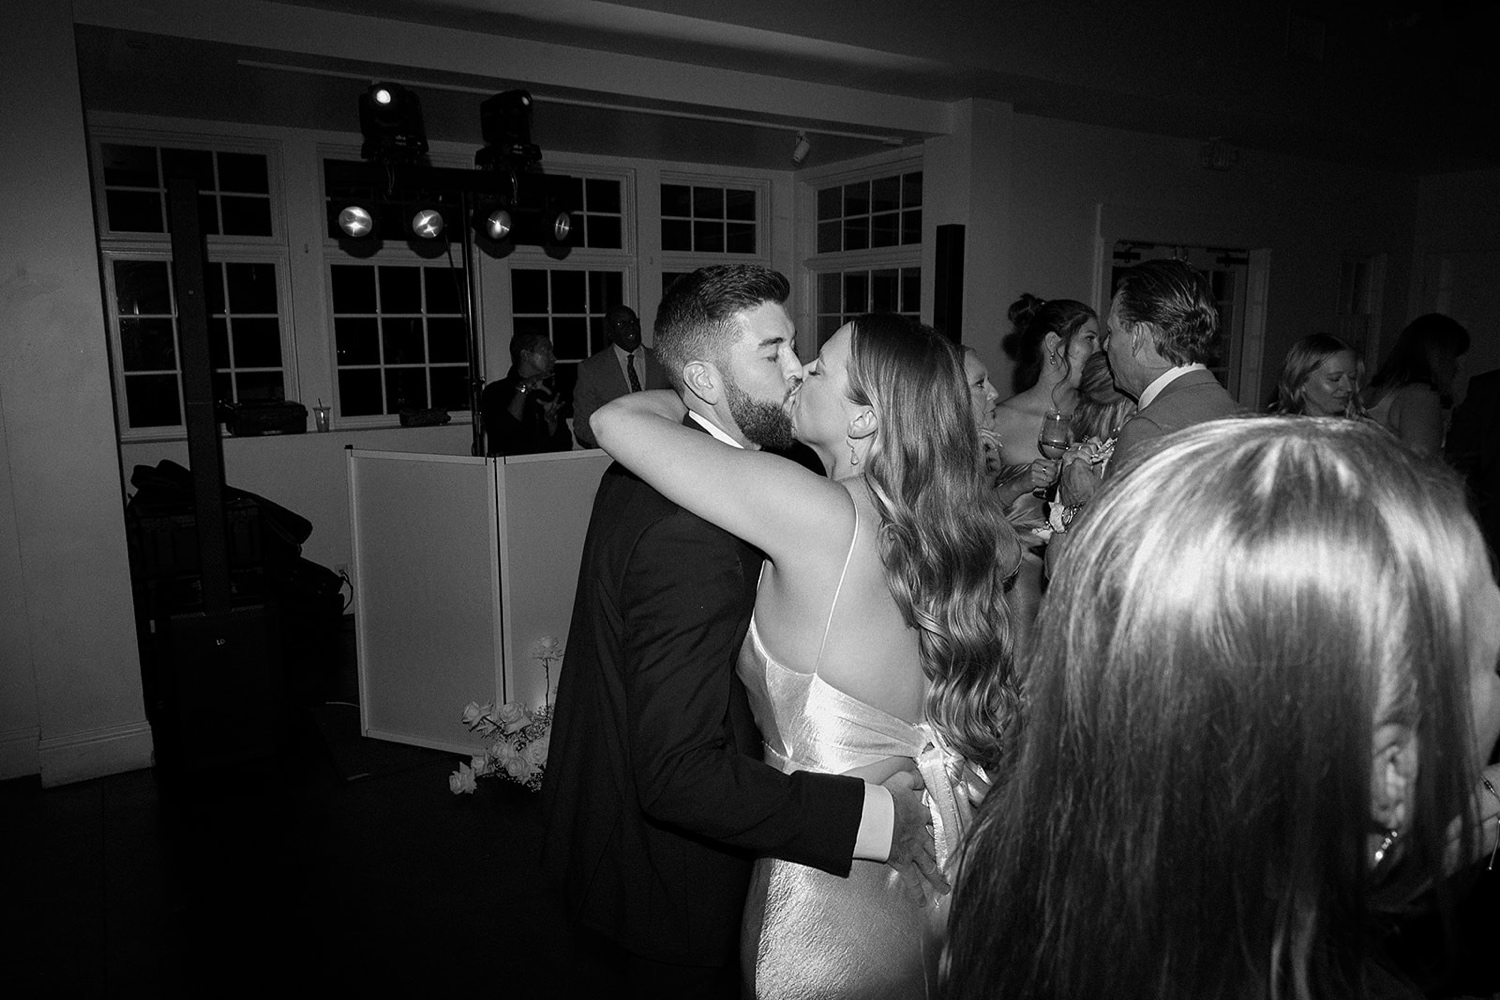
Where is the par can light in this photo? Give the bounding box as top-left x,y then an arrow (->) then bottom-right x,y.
337,204 -> 375,238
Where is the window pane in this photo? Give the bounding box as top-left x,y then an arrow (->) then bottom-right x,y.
204,262 -> 226,314
816,220 -> 841,255
588,215 -> 621,249
220,196 -> 272,237
115,260 -> 173,315
209,317 -> 230,370
871,269 -> 899,313
106,191 -> 164,233
379,267 -> 421,314
428,317 -> 468,363
724,189 -> 756,221
819,272 -> 842,315
844,272 -> 869,313
213,371 -> 232,406
331,265 -> 376,313
661,184 -> 691,217
119,317 -> 177,371
216,152 -> 269,194
902,172 -> 923,208
385,368 -> 428,411
430,366 -> 470,411
694,220 -> 724,253
843,182 -> 870,217
588,316 -> 607,354
335,317 -> 380,365
339,369 -> 383,416
101,144 -> 158,187
725,223 -> 755,254
600,271 -> 623,306
817,314 -> 842,344
550,271 -> 586,313
235,371 -> 284,403
160,148 -> 215,188
512,316 -> 550,341
225,263 -> 278,314
586,178 -> 621,214
870,176 -> 900,214
693,186 -> 724,218
424,267 -> 463,315
843,216 -> 869,252
381,317 -> 425,364
233,317 -> 283,367
125,373 -> 181,427
817,186 -> 841,221
870,212 -> 899,248
661,219 -> 692,252
511,269 -> 549,313
553,316 -> 588,359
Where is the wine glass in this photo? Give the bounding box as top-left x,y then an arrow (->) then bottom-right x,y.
1037,410 -> 1070,459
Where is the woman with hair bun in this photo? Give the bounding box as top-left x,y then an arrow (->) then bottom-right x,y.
944,417 -> 1500,1000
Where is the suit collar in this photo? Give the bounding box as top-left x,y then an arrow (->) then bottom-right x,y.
1139,365 -> 1213,409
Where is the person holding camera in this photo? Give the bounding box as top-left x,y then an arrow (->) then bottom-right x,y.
481,331 -> 573,456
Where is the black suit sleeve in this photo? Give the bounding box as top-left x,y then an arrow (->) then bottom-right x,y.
620,510 -> 863,876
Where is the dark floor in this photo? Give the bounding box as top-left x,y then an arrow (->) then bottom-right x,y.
3,617 -> 571,996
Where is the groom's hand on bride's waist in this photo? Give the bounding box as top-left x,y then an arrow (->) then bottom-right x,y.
882,769 -> 948,906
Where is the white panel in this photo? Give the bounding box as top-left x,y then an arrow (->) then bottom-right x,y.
349,450 -> 502,752
498,451 -> 613,711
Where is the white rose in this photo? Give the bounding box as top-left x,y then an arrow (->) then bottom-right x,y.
524,732 -> 549,768
504,754 -> 535,782
497,702 -> 531,735
448,762 -> 477,794
491,740 -> 519,766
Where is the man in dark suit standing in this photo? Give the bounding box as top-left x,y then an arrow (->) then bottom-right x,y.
540,265 -> 937,998
572,305 -> 670,449
1103,258 -> 1241,473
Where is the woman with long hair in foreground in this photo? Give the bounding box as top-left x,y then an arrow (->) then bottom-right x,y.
595,313 -> 1020,998
944,417 -> 1500,1000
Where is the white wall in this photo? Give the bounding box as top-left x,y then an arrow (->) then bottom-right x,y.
0,0 -> 151,783
1414,169 -> 1500,382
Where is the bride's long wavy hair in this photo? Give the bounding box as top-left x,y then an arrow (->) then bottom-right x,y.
845,314 -> 1022,772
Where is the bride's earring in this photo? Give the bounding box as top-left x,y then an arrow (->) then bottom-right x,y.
848,438 -> 860,466
1372,827 -> 1399,867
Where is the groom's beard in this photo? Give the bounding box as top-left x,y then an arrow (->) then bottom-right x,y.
722,371 -> 795,451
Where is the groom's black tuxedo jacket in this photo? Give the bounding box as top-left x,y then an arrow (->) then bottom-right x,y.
540,424 -> 865,967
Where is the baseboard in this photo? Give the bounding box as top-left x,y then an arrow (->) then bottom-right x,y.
38,719 -> 155,787
0,725 -> 41,780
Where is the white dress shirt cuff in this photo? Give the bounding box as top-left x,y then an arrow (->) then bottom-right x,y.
853,782 -> 895,862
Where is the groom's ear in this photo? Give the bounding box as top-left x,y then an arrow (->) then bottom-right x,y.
683,360 -> 720,406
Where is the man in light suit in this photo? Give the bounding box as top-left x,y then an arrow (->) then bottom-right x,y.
1103,258 -> 1241,473
540,265 -> 938,999
572,305 -> 670,449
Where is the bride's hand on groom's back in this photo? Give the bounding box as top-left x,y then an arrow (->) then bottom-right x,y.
883,769 -> 949,906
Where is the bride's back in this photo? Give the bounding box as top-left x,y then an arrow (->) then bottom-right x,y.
752,479 -> 925,727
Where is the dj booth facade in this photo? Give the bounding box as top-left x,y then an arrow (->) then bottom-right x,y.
347,447 -> 612,755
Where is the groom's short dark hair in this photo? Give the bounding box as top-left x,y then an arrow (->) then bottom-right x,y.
655,265 -> 791,391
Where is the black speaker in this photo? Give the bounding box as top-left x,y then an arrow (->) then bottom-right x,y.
934,223 -> 965,343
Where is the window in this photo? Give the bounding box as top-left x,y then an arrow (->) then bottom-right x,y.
815,171 -> 921,254
815,267 -> 922,344
553,176 -> 625,250
661,182 -> 757,254
510,268 -> 625,397
98,142 -> 274,238
104,254 -> 290,428
329,262 -> 471,417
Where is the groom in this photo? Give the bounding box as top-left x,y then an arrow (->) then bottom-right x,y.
540,265 -> 938,998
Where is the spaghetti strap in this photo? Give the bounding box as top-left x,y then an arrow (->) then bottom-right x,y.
812,493 -> 861,677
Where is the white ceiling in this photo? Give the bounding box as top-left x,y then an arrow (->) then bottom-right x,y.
73,0 -> 1500,174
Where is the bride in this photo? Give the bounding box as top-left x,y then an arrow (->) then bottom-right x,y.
593,312 -> 1020,998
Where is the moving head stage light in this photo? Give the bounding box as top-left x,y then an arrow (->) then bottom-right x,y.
359,82 -> 429,165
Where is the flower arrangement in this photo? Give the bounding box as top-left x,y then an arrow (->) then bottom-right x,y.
448,636 -> 562,795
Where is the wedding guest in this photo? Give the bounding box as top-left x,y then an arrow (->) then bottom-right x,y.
480,332 -> 571,456
1361,313 -> 1470,457
989,294 -> 1100,510
1447,367 -> 1500,580
1047,351 -> 1136,537
571,305 -> 670,449
944,417 -> 1500,1000
1104,259 -> 1238,474
1271,333 -> 1367,418
962,346 -> 1003,489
